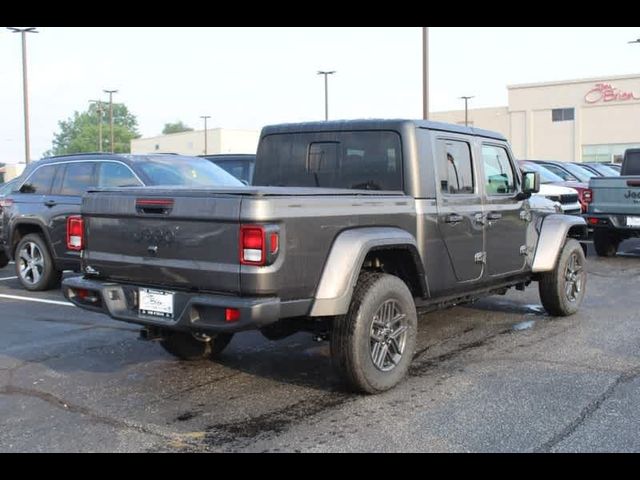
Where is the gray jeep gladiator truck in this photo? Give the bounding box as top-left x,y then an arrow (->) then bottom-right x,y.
63,120 -> 588,393
585,148 -> 640,256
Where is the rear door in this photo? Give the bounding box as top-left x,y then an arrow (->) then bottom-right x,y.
480,143 -> 528,276
434,136 -> 485,283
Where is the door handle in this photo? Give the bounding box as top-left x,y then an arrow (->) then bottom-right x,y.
487,212 -> 502,221
44,200 -> 57,208
444,214 -> 464,224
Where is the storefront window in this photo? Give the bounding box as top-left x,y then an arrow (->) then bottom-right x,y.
582,143 -> 640,164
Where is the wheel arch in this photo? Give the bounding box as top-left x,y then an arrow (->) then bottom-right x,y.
10,220 -> 52,260
532,214 -> 588,273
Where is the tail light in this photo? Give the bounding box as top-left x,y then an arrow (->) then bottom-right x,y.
582,189 -> 593,204
240,225 -> 280,266
66,216 -> 84,251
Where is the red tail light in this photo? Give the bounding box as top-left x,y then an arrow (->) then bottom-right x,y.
240,226 -> 266,265
67,216 -> 84,251
225,308 -> 240,323
582,189 -> 593,204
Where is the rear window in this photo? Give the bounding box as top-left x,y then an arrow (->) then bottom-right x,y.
137,156 -> 244,187
254,131 -> 403,190
623,151 -> 640,175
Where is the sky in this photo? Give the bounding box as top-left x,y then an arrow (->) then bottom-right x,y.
1,26 -> 639,163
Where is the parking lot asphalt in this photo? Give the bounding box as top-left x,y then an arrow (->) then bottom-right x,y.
1,240 -> 639,452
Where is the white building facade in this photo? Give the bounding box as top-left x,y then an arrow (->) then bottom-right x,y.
131,128 -> 260,156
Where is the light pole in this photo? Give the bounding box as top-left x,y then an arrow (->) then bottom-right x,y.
459,96 -> 474,127
317,71 -> 336,121
89,100 -> 104,152
200,116 -> 211,155
7,27 -> 38,164
423,27 -> 429,120
103,89 -> 118,153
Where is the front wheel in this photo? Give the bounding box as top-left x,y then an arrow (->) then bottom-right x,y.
538,238 -> 587,316
331,272 -> 417,394
160,331 -> 234,361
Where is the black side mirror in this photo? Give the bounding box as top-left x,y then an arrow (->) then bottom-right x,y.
517,171 -> 540,200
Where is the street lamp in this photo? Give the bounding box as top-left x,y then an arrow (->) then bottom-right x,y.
89,100 -> 105,152
200,116 -> 211,155
317,71 -> 336,121
103,89 -> 118,153
7,27 -> 38,164
459,96 -> 474,127
423,27 -> 429,120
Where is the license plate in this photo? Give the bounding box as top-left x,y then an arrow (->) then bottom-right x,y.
627,216 -> 640,227
139,288 -> 174,319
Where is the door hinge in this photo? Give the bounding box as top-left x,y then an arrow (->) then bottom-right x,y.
474,252 -> 487,264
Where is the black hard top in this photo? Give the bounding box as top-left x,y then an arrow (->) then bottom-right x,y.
260,119 -> 507,141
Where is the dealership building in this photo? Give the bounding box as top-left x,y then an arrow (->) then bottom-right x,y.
131,128 -> 260,156
431,73 -> 640,164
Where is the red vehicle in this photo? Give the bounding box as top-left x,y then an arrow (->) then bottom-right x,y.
519,161 -> 590,213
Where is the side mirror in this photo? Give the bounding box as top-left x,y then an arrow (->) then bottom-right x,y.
521,171 -> 540,197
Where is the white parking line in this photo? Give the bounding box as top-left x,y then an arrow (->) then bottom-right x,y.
0,294 -> 74,307
0,276 -> 18,281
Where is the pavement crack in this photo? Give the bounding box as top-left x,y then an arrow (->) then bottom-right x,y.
534,367 -> 640,452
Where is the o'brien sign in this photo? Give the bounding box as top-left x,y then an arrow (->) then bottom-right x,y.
585,83 -> 640,104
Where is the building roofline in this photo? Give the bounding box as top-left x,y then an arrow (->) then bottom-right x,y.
508,73 -> 640,90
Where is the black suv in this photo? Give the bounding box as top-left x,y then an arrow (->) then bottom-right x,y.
202,154 -> 256,184
0,153 -> 242,291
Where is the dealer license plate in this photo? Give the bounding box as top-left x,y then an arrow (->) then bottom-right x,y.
139,288 -> 174,319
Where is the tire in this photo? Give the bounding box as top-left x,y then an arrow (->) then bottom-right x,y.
593,230 -> 619,257
159,331 -> 234,361
331,272 -> 418,394
0,250 -> 8,269
14,233 -> 62,291
538,238 -> 587,317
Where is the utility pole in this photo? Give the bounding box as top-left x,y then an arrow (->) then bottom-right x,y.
423,27 -> 429,120
459,96 -> 474,127
103,89 -> 118,153
317,71 -> 336,121
89,100 -> 105,152
7,27 -> 38,164
200,116 -> 211,155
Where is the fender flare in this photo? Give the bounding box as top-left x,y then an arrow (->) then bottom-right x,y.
309,227 -> 424,317
532,214 -> 587,272
7,219 -> 52,260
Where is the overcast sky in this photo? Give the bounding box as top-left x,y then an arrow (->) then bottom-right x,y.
1,26 -> 639,163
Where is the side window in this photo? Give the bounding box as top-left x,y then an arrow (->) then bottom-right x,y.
60,162 -> 96,196
436,139 -> 474,195
19,165 -> 57,194
482,145 -> 516,195
98,163 -> 142,188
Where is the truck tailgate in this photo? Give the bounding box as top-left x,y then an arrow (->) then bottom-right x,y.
589,177 -> 640,215
82,190 -> 241,294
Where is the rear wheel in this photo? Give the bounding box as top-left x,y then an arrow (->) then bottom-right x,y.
331,272 -> 417,394
159,331 -> 234,361
15,234 -> 62,291
593,230 -> 619,257
0,250 -> 8,269
538,238 -> 587,317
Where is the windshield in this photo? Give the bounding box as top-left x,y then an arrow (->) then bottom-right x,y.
589,164 -> 619,176
562,163 -> 598,182
519,162 -> 564,184
137,156 -> 244,187
0,180 -> 17,196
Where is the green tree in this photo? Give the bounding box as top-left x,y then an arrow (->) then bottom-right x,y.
47,103 -> 140,156
162,121 -> 194,135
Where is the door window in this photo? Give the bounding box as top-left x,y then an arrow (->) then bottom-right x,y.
19,165 -> 57,194
482,145 -> 516,195
436,139 -> 474,195
60,163 -> 96,196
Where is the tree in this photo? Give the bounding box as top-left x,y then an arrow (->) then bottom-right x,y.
162,121 -> 194,135
47,103 -> 140,156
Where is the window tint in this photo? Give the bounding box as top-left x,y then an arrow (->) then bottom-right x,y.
255,131 -> 402,191
436,139 -> 474,195
482,145 -> 516,195
60,162 -> 96,196
20,165 -> 57,194
138,156 -> 243,187
98,163 -> 142,188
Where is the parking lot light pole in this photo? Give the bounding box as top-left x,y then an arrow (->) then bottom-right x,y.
89,100 -> 104,152
423,27 -> 429,120
103,89 -> 118,153
317,71 -> 336,121
200,116 -> 211,155
7,27 -> 38,164
459,96 -> 474,127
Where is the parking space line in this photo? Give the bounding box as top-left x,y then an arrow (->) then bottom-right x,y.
0,294 -> 74,307
0,276 -> 18,281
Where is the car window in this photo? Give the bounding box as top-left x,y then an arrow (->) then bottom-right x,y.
541,164 -> 578,182
138,156 -> 243,187
60,162 -> 96,196
98,162 -> 143,188
214,160 -> 252,184
482,145 -> 516,195
436,139 -> 474,195
19,165 -> 57,194
519,162 -> 564,184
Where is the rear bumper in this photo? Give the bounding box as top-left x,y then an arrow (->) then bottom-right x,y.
62,276 -> 288,334
583,213 -> 640,236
